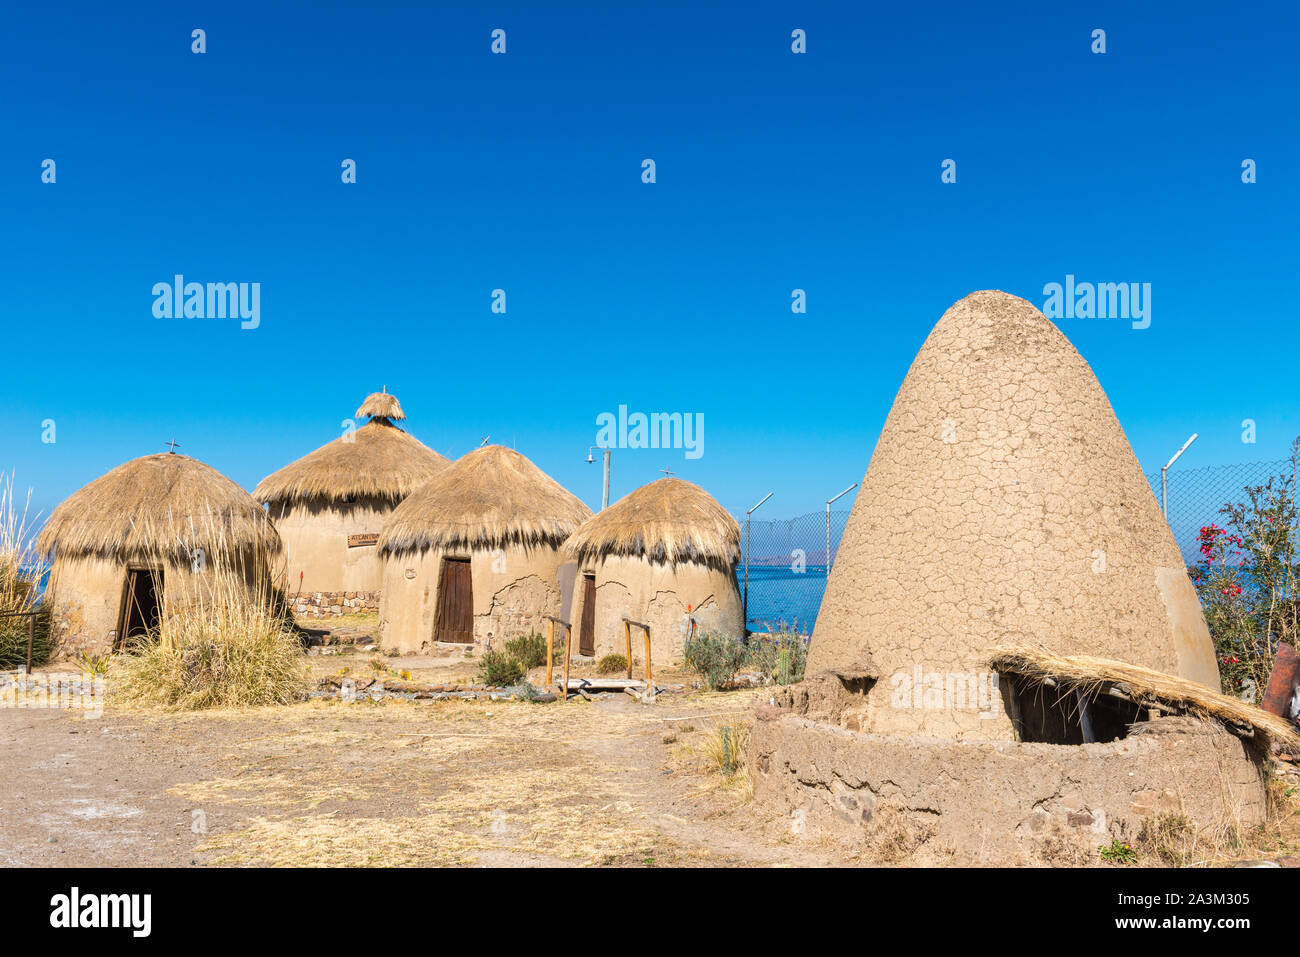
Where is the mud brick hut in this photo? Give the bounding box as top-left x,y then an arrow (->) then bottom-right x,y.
377,445 -> 592,654
751,290 -> 1296,861
562,477 -> 742,663
37,451 -> 281,658
253,390 -> 449,616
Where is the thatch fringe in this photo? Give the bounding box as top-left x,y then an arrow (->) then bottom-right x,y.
379,445 -> 591,555
253,418 -> 449,506
36,453 -> 280,562
989,646 -> 1300,754
356,391 -> 404,421
563,477 -> 739,569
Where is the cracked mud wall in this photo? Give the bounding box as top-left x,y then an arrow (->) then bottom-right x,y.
270,496 -> 394,593
809,291 -> 1220,740
750,706 -> 1267,862
378,544 -> 565,654
45,552 -> 273,658
568,555 -> 742,664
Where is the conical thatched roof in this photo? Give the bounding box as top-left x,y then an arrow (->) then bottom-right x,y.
380,445 -> 592,555
810,290 -> 1220,719
356,391 -> 404,421
563,477 -> 740,569
253,393 -> 449,506
37,453 -> 280,561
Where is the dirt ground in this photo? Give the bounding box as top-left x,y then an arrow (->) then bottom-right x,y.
0,640 -> 850,867
5,617 -> 1299,867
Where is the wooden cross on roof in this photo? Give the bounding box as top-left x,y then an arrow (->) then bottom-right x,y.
165,438 -> 181,454
660,466 -> 675,477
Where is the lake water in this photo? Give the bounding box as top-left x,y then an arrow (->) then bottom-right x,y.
736,564 -> 827,633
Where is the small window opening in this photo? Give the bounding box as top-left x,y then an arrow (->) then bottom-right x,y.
1001,675 -> 1148,744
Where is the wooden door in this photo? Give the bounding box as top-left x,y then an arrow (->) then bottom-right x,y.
434,558 -> 473,643
578,574 -> 596,656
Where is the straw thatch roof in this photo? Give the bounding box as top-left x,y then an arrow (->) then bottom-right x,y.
253,394 -> 449,506
990,646 -> 1300,755
37,453 -> 281,561
563,477 -> 740,569
356,391 -> 404,421
380,445 -> 592,555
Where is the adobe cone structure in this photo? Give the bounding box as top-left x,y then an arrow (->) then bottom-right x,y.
38,452 -> 281,658
749,292 -> 1274,860
562,477 -> 743,664
378,445 -> 592,653
809,289 -> 1219,739
254,391 -> 449,617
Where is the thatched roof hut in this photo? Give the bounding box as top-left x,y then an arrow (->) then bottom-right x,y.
562,477 -> 742,661
378,445 -> 592,653
38,452 -> 280,658
563,477 -> 740,570
38,452 -> 279,562
253,391 -> 448,507
252,391 -> 449,605
380,445 -> 592,556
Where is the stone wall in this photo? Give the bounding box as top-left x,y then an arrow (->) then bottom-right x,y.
291,591 -> 380,619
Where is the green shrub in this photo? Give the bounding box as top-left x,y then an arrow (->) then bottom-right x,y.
477,650 -> 525,687
596,653 -> 628,675
745,625 -> 809,685
504,632 -> 552,670
683,630 -> 747,690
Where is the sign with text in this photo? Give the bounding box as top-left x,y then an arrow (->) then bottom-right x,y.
347,533 -> 379,548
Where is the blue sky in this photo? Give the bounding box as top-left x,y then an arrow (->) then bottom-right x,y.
3,0 -> 1297,522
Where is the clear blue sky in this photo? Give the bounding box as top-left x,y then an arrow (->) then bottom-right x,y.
3,0 -> 1297,522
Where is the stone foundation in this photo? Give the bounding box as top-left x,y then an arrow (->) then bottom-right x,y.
750,678 -> 1270,864
292,591 -> 380,619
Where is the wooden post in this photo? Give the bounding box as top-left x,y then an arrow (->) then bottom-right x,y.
545,619 -> 555,689
561,623 -> 572,702
26,615 -> 34,674
643,624 -> 652,686
623,619 -> 632,679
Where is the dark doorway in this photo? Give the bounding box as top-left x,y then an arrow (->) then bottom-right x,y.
578,574 -> 596,656
434,558 -> 473,643
1001,675 -> 1146,744
118,568 -> 162,648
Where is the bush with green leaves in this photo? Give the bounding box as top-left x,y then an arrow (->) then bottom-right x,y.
1192,439 -> 1300,697
504,632 -> 551,670
745,622 -> 809,685
477,650 -> 525,687
596,653 -> 628,675
683,630 -> 748,690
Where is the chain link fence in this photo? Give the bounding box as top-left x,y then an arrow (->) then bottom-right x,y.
736,455 -> 1298,635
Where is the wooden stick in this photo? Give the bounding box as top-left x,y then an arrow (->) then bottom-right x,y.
561,623 -> 572,702
623,619 -> 632,679
644,624 -> 653,686
545,619 -> 555,689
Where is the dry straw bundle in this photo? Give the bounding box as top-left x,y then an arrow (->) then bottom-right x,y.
990,646 -> 1300,754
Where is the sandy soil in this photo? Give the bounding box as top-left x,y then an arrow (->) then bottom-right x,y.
0,646 -> 845,868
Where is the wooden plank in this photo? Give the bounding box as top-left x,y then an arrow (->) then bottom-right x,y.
545,619 -> 554,688
624,619 -> 632,679
347,533 -> 380,548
